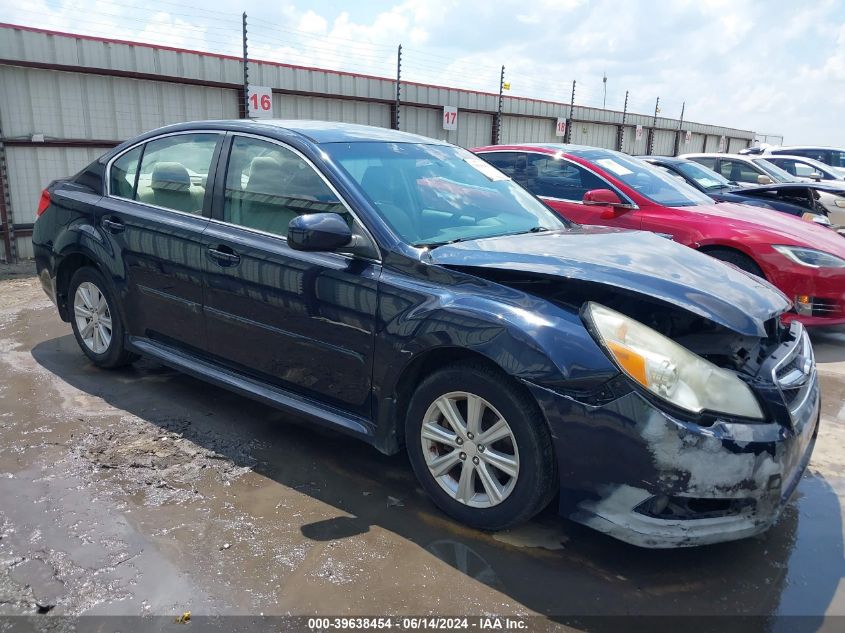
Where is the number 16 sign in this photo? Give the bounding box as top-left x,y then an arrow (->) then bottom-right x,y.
443,106 -> 458,131
248,86 -> 273,119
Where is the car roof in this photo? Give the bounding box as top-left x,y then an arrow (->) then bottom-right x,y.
472,143 -> 627,158
133,119 -> 447,146
772,145 -> 845,151
639,155 -> 687,164
681,153 -> 768,161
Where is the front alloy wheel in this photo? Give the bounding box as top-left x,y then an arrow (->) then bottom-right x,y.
421,392 -> 519,508
406,362 -> 557,531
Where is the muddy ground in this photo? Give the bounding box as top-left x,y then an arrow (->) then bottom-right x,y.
1,263 -> 844,628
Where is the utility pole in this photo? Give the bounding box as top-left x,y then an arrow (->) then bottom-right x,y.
565,80 -> 576,143
394,44 -> 402,130
494,65 -> 505,144
242,12 -> 249,119
647,96 -> 659,154
674,101 -> 685,156
617,90 -> 629,151
602,72 -> 607,109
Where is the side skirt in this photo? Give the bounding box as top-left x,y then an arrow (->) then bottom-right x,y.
128,336 -> 377,445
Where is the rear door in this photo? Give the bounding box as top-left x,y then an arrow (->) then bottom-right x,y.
201,134 -> 380,415
99,131 -> 223,350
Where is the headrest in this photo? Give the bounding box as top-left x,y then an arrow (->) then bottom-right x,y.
247,157 -> 284,195
151,162 -> 191,191
361,166 -> 395,202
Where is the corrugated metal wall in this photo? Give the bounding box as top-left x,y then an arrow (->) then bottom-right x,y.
0,24 -> 758,261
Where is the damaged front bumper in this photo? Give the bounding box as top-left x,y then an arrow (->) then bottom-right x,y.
526,325 -> 820,548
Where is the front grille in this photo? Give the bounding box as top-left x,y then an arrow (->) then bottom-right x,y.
812,298 -> 840,316
771,323 -> 814,415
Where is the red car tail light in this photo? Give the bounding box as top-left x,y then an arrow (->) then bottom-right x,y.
36,189 -> 51,217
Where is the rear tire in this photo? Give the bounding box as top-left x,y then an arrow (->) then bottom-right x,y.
68,267 -> 138,368
405,362 -> 557,531
703,247 -> 765,278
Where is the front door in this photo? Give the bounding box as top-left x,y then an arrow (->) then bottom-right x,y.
99,132 -> 222,350
202,134 -> 379,415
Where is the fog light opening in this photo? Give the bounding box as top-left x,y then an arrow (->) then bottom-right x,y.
634,495 -> 754,520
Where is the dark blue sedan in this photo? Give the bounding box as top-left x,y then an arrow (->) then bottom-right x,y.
32,121 -> 819,548
641,155 -> 835,225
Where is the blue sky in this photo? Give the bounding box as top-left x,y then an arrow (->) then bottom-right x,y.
6,0 -> 845,146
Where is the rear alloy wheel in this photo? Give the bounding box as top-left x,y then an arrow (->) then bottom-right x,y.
68,267 -> 138,368
74,281 -> 113,354
406,363 -> 556,530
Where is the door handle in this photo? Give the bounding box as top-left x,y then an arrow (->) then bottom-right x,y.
102,216 -> 125,233
207,245 -> 241,266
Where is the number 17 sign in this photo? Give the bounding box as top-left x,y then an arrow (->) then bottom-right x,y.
443,106 -> 458,131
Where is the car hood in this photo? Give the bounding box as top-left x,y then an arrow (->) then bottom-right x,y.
427,227 -> 789,337
681,201 -> 845,254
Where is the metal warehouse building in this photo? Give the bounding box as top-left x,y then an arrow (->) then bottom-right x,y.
0,23 -> 756,262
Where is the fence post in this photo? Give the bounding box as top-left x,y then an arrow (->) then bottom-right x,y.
647,96 -> 659,154
616,90 -> 628,151
564,80 -> 576,144
393,44 -> 402,130
673,101 -> 685,156
492,65 -> 505,144
242,12 -> 249,119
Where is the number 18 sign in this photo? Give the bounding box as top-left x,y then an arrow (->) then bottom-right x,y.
555,118 -> 567,137
248,86 -> 273,119
443,106 -> 458,131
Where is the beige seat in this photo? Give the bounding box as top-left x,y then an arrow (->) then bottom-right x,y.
239,157 -> 300,236
140,162 -> 203,213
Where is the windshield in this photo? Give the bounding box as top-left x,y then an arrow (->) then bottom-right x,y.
751,158 -> 796,182
573,150 -> 714,207
672,160 -> 732,191
326,142 -> 567,246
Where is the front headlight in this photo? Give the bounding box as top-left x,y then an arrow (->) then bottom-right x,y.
834,198 -> 845,208
584,303 -> 764,420
772,245 -> 845,268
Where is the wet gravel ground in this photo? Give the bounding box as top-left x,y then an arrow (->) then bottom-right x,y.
1,263 -> 845,628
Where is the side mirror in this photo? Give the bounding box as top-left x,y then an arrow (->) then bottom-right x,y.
757,174 -> 773,185
810,172 -> 823,181
288,213 -> 352,252
583,188 -> 626,206
583,189 -> 634,219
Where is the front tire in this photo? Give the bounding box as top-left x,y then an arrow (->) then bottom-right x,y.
68,267 -> 137,368
704,247 -> 765,278
405,362 -> 557,531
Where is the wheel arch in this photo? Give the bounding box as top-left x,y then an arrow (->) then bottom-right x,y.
696,241 -> 768,280
377,345 -> 551,455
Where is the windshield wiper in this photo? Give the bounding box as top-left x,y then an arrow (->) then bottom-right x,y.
414,227 -> 553,249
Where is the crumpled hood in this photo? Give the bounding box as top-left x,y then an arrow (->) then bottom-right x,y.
428,227 -> 791,337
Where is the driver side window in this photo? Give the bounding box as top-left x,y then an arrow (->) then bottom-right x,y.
223,136 -> 344,237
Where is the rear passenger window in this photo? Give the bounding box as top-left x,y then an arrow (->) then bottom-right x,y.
134,133 -> 219,214
223,136 -> 344,237
109,145 -> 142,199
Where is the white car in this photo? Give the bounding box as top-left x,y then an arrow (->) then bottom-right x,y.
766,146 -> 845,178
682,153 -> 845,223
679,153 -> 811,186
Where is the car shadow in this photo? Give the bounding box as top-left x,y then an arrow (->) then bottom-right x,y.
810,326 -> 845,365
31,335 -> 845,630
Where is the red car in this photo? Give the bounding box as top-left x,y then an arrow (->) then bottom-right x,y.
473,144 -> 845,327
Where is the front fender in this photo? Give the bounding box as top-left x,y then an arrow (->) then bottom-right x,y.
369,265 -> 619,452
